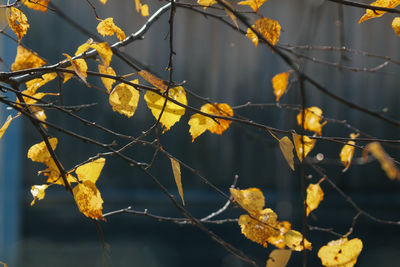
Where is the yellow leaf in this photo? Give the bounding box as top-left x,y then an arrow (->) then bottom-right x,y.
11,45 -> 46,71
75,158 -> 106,184
134,0 -> 150,16
30,184 -> 48,206
31,106 -> 47,129
340,133 -> 358,172
22,0 -> 50,12
363,142 -> 400,180
145,86 -> 187,132
266,249 -> 292,267
188,103 -> 233,141
392,17 -> 400,36
247,17 -> 281,47
318,238 -> 363,267
306,183 -> 324,216
238,0 -> 268,12
230,187 -> 265,214
359,0 -> 400,23
99,0 -> 108,4
97,18 -> 126,42
7,7 -> 29,43
138,70 -> 168,90
63,54 -> 88,84
197,0 -> 217,9
75,39 -> 93,56
278,136 -> 295,171
109,80 -> 140,118
284,230 -> 312,251
266,221 -> 291,249
170,157 -> 184,205
73,181 -> 104,220
292,133 -> 316,162
27,137 -> 58,164
90,42 -> 113,67
0,115 -> 13,140
98,64 -> 116,93
44,161 -> 77,186
272,72 -> 289,102
25,72 -> 57,95
297,106 -> 325,135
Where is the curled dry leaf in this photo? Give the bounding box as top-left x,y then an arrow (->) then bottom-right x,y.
363,142 -> 400,180
7,7 -> 29,43
340,133 -> 359,172
359,0 -> 400,24
109,80 -> 140,118
30,184 -> 48,206
297,106 -> 325,135
170,157 -> 184,205
63,54 -> 88,84
292,133 -> 316,162
97,18 -> 126,41
318,238 -> 363,267
284,230 -> 312,251
247,17 -> 281,47
272,72 -> 290,102
306,183 -> 324,216
0,115 -> 13,140
11,45 -> 46,71
73,181 -> 105,220
22,0 -> 50,12
238,0 -> 268,12
278,136 -> 295,171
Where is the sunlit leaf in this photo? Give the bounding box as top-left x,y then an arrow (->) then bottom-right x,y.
99,64 -> 116,93
272,72 -> 289,102
197,0 -> 217,9
75,39 -> 93,56
90,42 -> 113,67
297,106 -> 325,135
75,158 -> 106,184
292,133 -> 316,162
230,187 -> 265,214
109,80 -> 140,118
284,230 -> 312,251
11,45 -> 46,71
7,7 -> 29,43
73,181 -> 104,220
318,238 -> 363,267
266,249 -> 292,267
97,18 -> 126,41
30,184 -> 48,206
340,133 -> 359,172
363,142 -> 400,180
306,183 -> 324,216
63,54 -> 88,84
238,0 -> 268,12
99,0 -> 107,4
25,72 -> 57,95
22,0 -> 50,12
247,17 -> 281,47
278,136 -> 295,171
266,221 -> 291,249
359,0 -> 400,23
134,0 -> 149,16
392,17 -> 400,36
27,137 -> 58,164
170,157 -> 184,205
0,115 -> 13,140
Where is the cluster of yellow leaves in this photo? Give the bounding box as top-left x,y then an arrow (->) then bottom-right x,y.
22,0 -> 50,12
134,0 -> 150,17
363,142 -> 400,180
318,238 -> 363,267
188,103 -> 233,141
230,187 -> 311,250
297,106 -> 326,136
272,72 -> 290,102
340,133 -> 359,172
306,183 -> 324,216
247,17 -> 281,47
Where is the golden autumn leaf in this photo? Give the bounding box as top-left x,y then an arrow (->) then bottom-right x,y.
43,160 -> 77,186
109,80 -> 140,118
284,230 -> 312,251
63,54 -> 88,84
292,133 -> 316,162
318,238 -> 363,267
22,0 -> 50,12
75,158 -> 106,184
138,70 -> 168,90
197,0 -> 217,9
170,157 -> 184,205
145,86 -> 187,132
99,0 -> 108,5
97,18 -> 126,41
11,45 -> 46,71
134,0 -> 150,16
278,136 -> 295,171
266,220 -> 291,249
75,39 -> 93,56
392,17 -> 400,36
297,106 -> 325,135
272,72 -> 289,102
188,103 -> 233,141
359,0 -> 400,23
340,133 -> 359,172
0,115 -> 13,140
73,181 -> 104,220
30,184 -> 48,206
27,137 -> 58,164
90,42 -> 113,67
99,64 -> 116,93
25,72 -> 57,95
266,249 -> 292,267
238,0 -> 268,12
247,17 -> 281,47
230,187 -> 265,214
363,142 -> 400,180
7,7 -> 29,43
306,183 -> 324,216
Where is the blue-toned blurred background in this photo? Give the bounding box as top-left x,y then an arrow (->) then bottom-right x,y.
1,0 -> 400,266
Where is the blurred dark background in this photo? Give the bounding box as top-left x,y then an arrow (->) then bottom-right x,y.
0,0 -> 399,266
